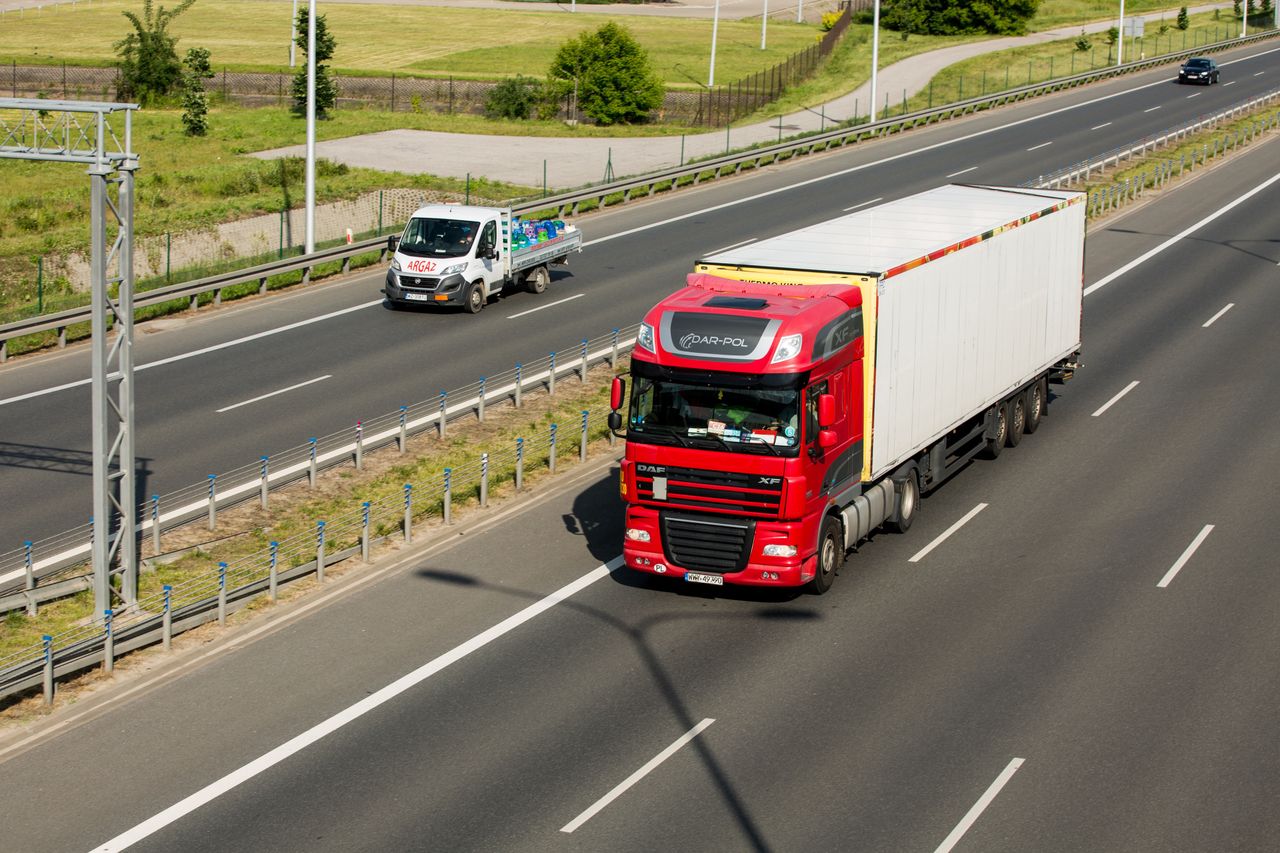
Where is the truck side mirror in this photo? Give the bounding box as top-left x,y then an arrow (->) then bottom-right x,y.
817,393 -> 835,428
608,411 -> 623,432
387,235 -> 399,252
818,429 -> 837,449
610,376 -> 626,411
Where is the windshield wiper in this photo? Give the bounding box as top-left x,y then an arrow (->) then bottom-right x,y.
636,426 -> 692,448
738,434 -> 780,455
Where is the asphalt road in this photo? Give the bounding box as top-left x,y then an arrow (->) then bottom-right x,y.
0,42 -> 1277,554
1,131 -> 1277,852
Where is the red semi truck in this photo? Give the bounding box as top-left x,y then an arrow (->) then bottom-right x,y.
608,184 -> 1086,593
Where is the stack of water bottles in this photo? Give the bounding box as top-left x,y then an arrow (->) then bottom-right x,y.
511,217 -> 570,250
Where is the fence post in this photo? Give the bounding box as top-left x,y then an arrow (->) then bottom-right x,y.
207,475 -> 217,530
478,377 -> 486,422
580,339 -> 589,382
23,540 -> 35,616
514,363 -> 523,407
355,421 -> 364,470
549,424 -> 558,473
316,521 -> 326,582
548,352 -> 557,395
269,541 -> 279,603
103,609 -> 114,674
260,456 -> 270,508
309,438 -> 318,487
480,453 -> 489,507
443,469 -> 453,525
218,562 -> 228,625
43,635 -> 54,705
581,411 -> 589,461
439,391 -> 447,438
516,438 -> 524,491
610,329 -> 619,368
398,406 -> 409,452
361,502 -> 371,562
404,484 -> 413,543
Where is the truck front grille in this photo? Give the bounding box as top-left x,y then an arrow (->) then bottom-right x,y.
662,513 -> 754,574
636,466 -> 782,518
399,275 -> 441,290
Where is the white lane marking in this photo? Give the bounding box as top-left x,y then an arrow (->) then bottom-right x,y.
1158,525 -> 1214,588
842,197 -> 883,212
1185,92 -> 1201,99
909,503 -> 988,563
934,758 -> 1026,853
1254,72 -> 1265,77
1085,171 -> 1280,296
89,557 -> 624,852
0,299 -> 385,408
1223,81 -> 1236,86
560,718 -> 716,834
946,166 -> 978,178
505,292 -> 584,320
1026,141 -> 1053,151
707,237 -> 757,254
215,375 -> 331,413
1201,303 -> 1235,328
1091,380 -> 1139,417
1091,122 -> 1112,130
1144,105 -> 1162,113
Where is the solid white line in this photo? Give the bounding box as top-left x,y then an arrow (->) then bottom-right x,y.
1185,92 -> 1201,99
1201,303 -> 1235,328
1026,141 -> 1053,151
1158,525 -> 1214,588
215,375 -> 331,413
505,292 -> 584,320
842,197 -> 883,212
1144,106 -> 1162,113
1223,81 -> 1236,86
1091,122 -> 1112,130
946,166 -> 978,178
708,237 -> 757,254
560,718 -> 716,834
934,758 -> 1025,853
1084,171 -> 1280,296
89,557 -> 624,852
1254,72 -> 1265,76
0,299 -> 385,408
1091,380 -> 1139,417
909,503 -> 988,563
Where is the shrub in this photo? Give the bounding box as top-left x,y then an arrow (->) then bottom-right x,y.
484,76 -> 543,120
114,0 -> 197,105
1075,31 -> 1092,52
820,11 -> 842,31
1177,7 -> 1190,29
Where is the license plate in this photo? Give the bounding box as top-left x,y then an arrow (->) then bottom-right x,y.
684,572 -> 724,586
403,292 -> 432,302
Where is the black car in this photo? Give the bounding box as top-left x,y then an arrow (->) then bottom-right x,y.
1178,57 -> 1219,85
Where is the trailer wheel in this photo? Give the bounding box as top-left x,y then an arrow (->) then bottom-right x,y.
981,403 -> 1007,459
808,516 -> 842,595
464,281 -> 485,314
1006,393 -> 1026,448
525,265 -> 550,294
885,469 -> 919,534
1024,378 -> 1046,434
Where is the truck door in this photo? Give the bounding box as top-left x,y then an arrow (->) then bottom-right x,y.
478,219 -> 502,296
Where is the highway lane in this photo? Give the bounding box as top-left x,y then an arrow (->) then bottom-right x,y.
0,43 -> 1276,548
2,138 -> 1278,852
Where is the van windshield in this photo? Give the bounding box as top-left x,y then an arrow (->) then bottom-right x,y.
628,376 -> 801,456
399,217 -> 479,258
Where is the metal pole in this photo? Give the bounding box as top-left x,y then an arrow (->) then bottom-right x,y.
269,541 -> 279,602
151,494 -> 160,554
870,0 -> 881,122
478,377 -> 486,421
316,521 -> 326,582
404,484 -> 413,543
103,609 -> 114,673
438,391 -> 447,437
289,0 -> 298,67
1117,0 -> 1125,66
443,469 -> 452,525
549,424 -> 558,474
515,363 -> 523,408
548,352 -> 557,395
308,437 -> 318,486
516,438 -> 524,491
361,502 -> 370,562
43,635 -> 54,705
480,454 -> 489,507
709,0 -> 721,86
217,562 -> 227,625
355,421 -> 364,469
761,0 -> 768,49
305,0 -> 316,253
581,410 -> 589,461
260,456 -> 270,508
162,586 -> 172,651
207,475 -> 217,530
580,339 -> 589,382
398,405 -> 408,452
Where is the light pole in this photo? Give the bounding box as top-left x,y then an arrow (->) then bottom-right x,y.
1116,0 -> 1125,66
709,0 -> 721,86
1241,1 -> 1247,37
289,0 -> 298,67
305,0 -> 316,254
761,0 -> 769,49
870,0 -> 881,121
796,0 -> 803,23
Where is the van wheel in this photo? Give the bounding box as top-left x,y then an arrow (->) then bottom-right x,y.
808,517 -> 842,595
464,281 -> 485,314
1024,379 -> 1046,434
981,403 -> 1007,459
885,469 -> 919,534
525,265 -> 550,294
1007,394 -> 1026,448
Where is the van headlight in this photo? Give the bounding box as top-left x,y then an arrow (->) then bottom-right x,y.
441,262 -> 467,276
390,257 -> 402,271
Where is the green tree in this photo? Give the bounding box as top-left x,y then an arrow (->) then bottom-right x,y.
114,0 -> 197,105
484,76 -> 543,120
291,9 -> 337,118
180,47 -> 213,136
1177,7 -> 1190,30
882,0 -> 1039,36
1074,30 -> 1091,52
548,23 -> 664,126
1233,0 -> 1241,19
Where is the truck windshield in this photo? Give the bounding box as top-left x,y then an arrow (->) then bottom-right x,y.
399,217 -> 479,258
629,376 -> 801,456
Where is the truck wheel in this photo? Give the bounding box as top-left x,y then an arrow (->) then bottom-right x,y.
464,281 -> 485,314
981,403 -> 1007,459
1024,379 -> 1046,434
1006,394 -> 1026,448
808,516 -> 843,595
885,469 -> 919,534
525,265 -> 550,294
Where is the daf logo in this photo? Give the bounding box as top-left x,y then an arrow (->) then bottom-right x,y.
757,476 -> 782,485
679,333 -> 750,350
637,464 -> 667,474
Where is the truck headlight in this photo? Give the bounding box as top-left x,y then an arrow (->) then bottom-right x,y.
763,544 -> 797,557
637,322 -> 655,352
625,528 -> 651,542
441,262 -> 467,276
771,334 -> 803,363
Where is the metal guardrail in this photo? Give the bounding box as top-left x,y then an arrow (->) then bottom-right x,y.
1,28 -> 1276,361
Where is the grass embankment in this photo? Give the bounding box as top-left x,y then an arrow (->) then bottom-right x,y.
0,358 -> 622,671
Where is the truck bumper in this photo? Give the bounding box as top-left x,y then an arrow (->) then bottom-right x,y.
622,506 -> 813,588
383,270 -> 466,306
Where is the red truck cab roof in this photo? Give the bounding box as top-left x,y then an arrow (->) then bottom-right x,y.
635,274 -> 863,374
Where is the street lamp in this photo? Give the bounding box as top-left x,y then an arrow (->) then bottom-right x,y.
290,0 -> 298,67
305,0 -> 316,254
709,0 -> 721,86
870,0 -> 881,121
761,0 -> 769,50
1116,0 -> 1125,66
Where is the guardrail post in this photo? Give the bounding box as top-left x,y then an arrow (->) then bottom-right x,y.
207,475 -> 217,531
480,454 -> 489,508
152,494 -> 161,554
309,438 -> 318,487
355,421 -> 364,470
23,540 -> 35,616
398,406 -> 408,453
218,562 -> 228,625
580,339 -> 588,382
260,456 -> 270,508
548,352 -> 557,395
581,411 -> 589,461
403,485 -> 413,543
549,424 -> 558,474
443,469 -> 452,525
478,377 -> 486,422
43,635 -> 54,705
316,521 -> 326,583
438,391 -> 447,438
269,541 -> 279,603
514,363 -> 523,408
103,609 -> 114,674
515,438 -> 524,491
163,585 -> 173,651
361,502 -> 371,563
610,328 -> 619,368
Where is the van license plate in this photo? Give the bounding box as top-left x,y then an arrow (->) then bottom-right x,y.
684,572 -> 723,586
403,292 -> 431,302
